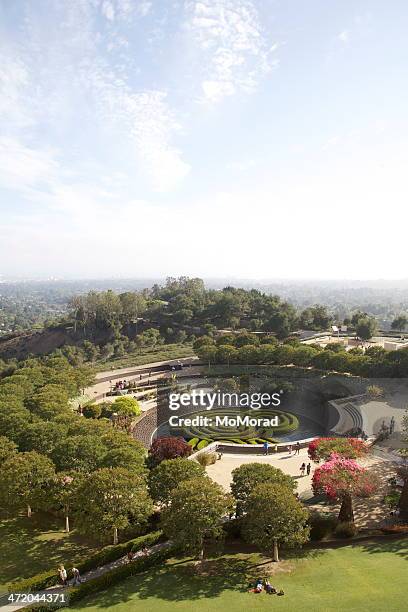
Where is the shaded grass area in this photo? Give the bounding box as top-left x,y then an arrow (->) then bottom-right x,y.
94,344 -> 194,372
0,512 -> 100,592
69,539 -> 408,612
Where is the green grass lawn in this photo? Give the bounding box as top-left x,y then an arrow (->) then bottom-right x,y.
0,512 -> 100,592
94,344 -> 194,372
69,539 -> 408,612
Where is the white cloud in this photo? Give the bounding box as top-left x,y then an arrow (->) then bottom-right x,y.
0,138 -> 59,194
138,1 -> 152,17
86,66 -> 191,190
0,55 -> 32,128
337,30 -> 350,44
102,1 -> 115,21
0,2 -> 189,194
185,0 -> 276,103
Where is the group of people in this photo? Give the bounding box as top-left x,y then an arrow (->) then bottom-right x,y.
126,546 -> 149,563
287,442 -> 301,455
300,462 -> 312,476
58,565 -> 83,587
263,441 -> 304,456
113,379 -> 130,391
251,577 -> 284,596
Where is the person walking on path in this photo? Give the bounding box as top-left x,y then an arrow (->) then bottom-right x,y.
263,441 -> 269,456
288,445 -> 292,455
306,463 -> 311,476
300,463 -> 306,477
72,567 -> 82,586
58,565 -> 67,587
390,416 -> 395,434
295,442 -> 301,455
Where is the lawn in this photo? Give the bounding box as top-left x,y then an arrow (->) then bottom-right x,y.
0,512 -> 100,593
94,344 -> 194,372
69,539 -> 408,612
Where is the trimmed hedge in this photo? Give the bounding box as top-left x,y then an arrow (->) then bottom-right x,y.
69,545 -> 175,604
7,569 -> 58,594
20,546 -> 176,612
196,439 -> 210,450
76,530 -> 163,575
8,530 -> 163,593
187,437 -> 199,449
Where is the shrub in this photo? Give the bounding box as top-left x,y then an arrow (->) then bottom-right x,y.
112,396 -> 141,417
334,521 -> 357,539
196,452 -> 217,466
366,385 -> 384,398
82,403 -> 102,419
8,570 -> 58,594
149,436 -> 192,464
197,439 -> 210,450
309,512 -> 337,541
77,530 -> 163,575
187,437 -> 199,449
308,437 -> 368,463
384,491 -> 401,509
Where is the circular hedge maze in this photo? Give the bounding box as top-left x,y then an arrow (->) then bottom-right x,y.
171,408 -> 299,451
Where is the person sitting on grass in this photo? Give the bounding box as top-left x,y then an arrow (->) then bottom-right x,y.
265,579 -> 276,594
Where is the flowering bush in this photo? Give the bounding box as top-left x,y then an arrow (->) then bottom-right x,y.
308,437 -> 367,463
149,436 -> 192,465
312,455 -> 378,522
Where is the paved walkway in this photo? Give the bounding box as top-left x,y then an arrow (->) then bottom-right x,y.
83,358 -> 199,405
206,446 -> 400,528
0,542 -> 170,611
206,447 -> 316,497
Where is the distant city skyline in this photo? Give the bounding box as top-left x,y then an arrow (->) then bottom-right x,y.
1,1 -> 408,279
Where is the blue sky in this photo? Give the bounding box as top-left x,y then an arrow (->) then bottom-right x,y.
1,0 -> 407,279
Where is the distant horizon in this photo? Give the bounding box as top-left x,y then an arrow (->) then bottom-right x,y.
2,275 -> 408,287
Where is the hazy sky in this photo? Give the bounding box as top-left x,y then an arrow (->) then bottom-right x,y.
1,0 -> 408,280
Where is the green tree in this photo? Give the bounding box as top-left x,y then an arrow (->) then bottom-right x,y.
138,328 -> 163,348
50,471 -> 84,532
215,345 -> 238,366
111,395 -> 141,417
0,405 -> 31,444
0,451 -> 56,517
20,421 -> 69,456
196,344 -> 217,369
102,446 -> 146,473
51,435 -> 107,472
242,483 -> 309,562
161,477 -> 233,561
148,458 -> 205,505
27,384 -> 70,420
391,315 -> 408,331
0,435 -> 18,464
355,317 -> 377,341
231,463 -> 296,515
74,468 -> 153,544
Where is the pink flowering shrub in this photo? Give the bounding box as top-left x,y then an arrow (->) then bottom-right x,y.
313,455 -> 376,499
312,455 -> 378,523
308,437 -> 367,463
